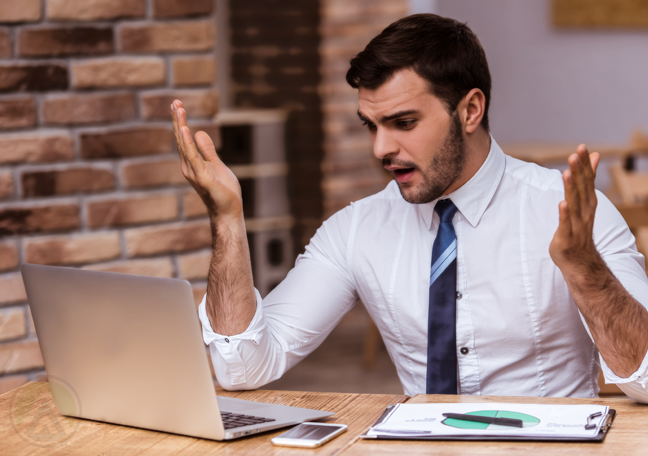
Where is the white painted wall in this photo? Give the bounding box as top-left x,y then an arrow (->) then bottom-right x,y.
409,0 -> 437,15
437,0 -> 648,144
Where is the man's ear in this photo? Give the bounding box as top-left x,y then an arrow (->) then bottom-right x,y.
459,88 -> 486,134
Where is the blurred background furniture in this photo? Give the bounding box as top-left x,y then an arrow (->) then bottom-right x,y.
216,109 -> 294,297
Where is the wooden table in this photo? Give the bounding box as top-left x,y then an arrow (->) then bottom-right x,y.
2,383 -> 647,455
348,393 -> 648,456
0,382 -> 406,455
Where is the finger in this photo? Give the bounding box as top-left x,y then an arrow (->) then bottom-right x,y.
180,126 -> 205,173
556,200 -> 572,238
563,168 -> 582,221
172,105 -> 189,160
195,131 -> 220,164
176,107 -> 192,159
171,100 -> 181,147
575,144 -> 596,204
170,102 -> 198,183
568,151 -> 589,209
590,152 -> 600,179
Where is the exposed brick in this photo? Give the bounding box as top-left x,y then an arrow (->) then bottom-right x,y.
0,130 -> 73,165
0,29 -> 11,58
154,0 -> 213,18
46,0 -> 146,21
0,240 -> 18,272
125,220 -> 211,257
18,26 -> 113,58
0,307 -> 26,341
141,89 -> 218,120
183,190 -> 208,218
178,249 -> 211,280
121,157 -> 185,189
80,126 -> 173,159
0,202 -> 79,236
24,232 -> 121,266
83,257 -> 174,278
0,64 -> 68,93
0,0 -> 42,23
120,21 -> 215,53
0,374 -> 29,395
21,166 -> 115,197
172,55 -> 216,87
0,169 -> 13,199
0,339 -> 43,375
0,97 -> 37,130
42,92 -> 136,126
0,273 -> 27,305
71,57 -> 165,89
87,193 -> 179,228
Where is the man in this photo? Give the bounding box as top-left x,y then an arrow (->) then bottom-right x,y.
170,14 -> 648,401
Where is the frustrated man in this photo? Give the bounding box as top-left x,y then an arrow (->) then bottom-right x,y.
170,14 -> 648,402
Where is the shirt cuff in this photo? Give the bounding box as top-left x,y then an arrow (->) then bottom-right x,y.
197,289 -> 266,386
600,350 -> 648,387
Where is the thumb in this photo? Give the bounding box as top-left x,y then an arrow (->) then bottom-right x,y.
195,131 -> 220,163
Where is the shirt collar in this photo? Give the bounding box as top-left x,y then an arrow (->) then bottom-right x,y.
421,135 -> 506,229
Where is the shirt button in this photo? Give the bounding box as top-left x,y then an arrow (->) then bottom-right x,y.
456,291 -> 463,300
460,347 -> 469,355
224,338 -> 230,343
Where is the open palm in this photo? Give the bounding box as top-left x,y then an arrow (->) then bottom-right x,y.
171,100 -> 243,219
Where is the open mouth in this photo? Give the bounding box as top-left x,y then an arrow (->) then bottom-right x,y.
392,168 -> 416,183
393,168 -> 415,177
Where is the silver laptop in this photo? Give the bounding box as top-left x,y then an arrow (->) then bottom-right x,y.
21,263 -> 333,440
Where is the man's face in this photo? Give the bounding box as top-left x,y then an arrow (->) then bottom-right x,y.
358,69 -> 466,204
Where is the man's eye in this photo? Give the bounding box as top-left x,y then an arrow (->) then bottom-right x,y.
362,121 -> 376,131
397,120 -> 416,129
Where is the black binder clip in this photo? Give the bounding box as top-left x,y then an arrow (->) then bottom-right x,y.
585,411 -> 603,430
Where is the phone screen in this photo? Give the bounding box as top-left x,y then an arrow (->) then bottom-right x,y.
278,423 -> 345,441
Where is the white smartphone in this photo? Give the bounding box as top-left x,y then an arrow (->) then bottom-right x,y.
270,422 -> 348,448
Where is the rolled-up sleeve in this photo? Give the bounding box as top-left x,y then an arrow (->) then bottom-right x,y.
600,352 -> 648,402
593,192 -> 648,403
198,204 -> 359,390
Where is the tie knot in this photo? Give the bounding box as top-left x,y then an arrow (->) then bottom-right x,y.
434,199 -> 458,223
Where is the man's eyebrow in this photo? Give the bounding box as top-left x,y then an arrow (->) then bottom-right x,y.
356,109 -> 419,124
357,110 -> 370,123
380,110 -> 419,123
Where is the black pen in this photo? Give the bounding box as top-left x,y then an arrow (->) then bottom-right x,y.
442,413 -> 524,428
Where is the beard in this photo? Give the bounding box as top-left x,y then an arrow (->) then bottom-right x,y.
384,112 -> 466,204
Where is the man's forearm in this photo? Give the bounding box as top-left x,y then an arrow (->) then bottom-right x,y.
563,254 -> 648,378
205,215 -> 257,336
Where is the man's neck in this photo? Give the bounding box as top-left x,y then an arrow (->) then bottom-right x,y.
443,127 -> 491,196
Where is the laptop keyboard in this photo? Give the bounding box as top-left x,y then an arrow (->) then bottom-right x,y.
220,411 -> 276,429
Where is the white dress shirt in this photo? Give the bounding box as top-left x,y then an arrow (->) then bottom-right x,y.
199,137 -> 648,402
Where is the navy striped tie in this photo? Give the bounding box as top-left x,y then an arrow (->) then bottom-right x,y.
426,199 -> 459,394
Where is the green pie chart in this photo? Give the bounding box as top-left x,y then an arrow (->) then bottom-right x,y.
442,410 -> 541,430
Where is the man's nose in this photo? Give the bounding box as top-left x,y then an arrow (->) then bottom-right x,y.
372,128 -> 398,160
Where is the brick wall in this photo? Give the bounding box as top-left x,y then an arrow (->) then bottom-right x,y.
0,0 -> 409,395
229,0 -> 324,248
319,0 -> 409,217
0,0 -> 218,394
230,0 -> 408,248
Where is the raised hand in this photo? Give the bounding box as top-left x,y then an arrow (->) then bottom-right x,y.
171,100 -> 243,220
549,144 -> 601,270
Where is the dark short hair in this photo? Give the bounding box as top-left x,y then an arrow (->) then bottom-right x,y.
346,14 -> 492,131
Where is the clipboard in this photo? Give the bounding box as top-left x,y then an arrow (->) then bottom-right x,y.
360,405 -> 616,442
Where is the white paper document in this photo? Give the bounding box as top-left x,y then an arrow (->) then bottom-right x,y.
366,403 -> 609,439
